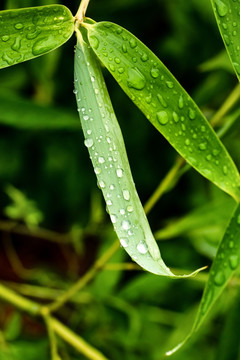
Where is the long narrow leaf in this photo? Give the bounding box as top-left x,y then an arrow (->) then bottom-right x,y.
85,21 -> 240,201
0,5 -> 74,68
74,29 -> 203,278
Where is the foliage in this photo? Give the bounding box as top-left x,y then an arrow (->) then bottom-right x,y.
0,0 -> 240,359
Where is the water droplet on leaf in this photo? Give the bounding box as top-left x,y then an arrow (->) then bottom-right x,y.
157,111 -> 169,125
127,68 -> 146,90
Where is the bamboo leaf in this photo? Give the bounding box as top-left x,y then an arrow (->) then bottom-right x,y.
74,29 -> 203,278
86,21 -> 240,201
166,200 -> 240,355
210,0 -> 240,81
0,5 -> 74,68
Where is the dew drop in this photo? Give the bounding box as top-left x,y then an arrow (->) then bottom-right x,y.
141,53 -> 148,62
94,167 -> 101,175
32,37 -> 56,56
83,115 -> 89,120
127,68 -> 146,90
84,138 -> 93,148
188,108 -> 196,120
123,189 -> 130,200
120,238 -> 129,248
137,241 -> 148,254
157,111 -> 169,125
11,37 -> 21,51
122,44 -> 127,53
120,208 -> 125,215
199,142 -> 207,151
98,156 -> 105,164
106,200 -> 112,206
185,139 -> 190,146
116,168 -> 124,178
114,57 -> 121,64
215,0 -> 228,17
1,35 -> 10,42
150,68 -> 160,78
172,112 -> 179,123
14,22 -> 24,30
157,94 -> 168,108
229,255 -> 239,270
213,271 -> 225,286
99,180 -> 105,188
109,64 -> 115,72
129,38 -> 137,48
222,165 -> 228,175
121,220 -> 131,230
178,95 -> 184,109
90,35 -> 99,49
118,67 -> 125,74
110,184 -> 115,190
166,81 -> 174,88
127,205 -> 134,212
110,214 -> 117,223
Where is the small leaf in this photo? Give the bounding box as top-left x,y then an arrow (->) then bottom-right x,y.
0,5 -> 74,68
210,0 -> 240,81
74,28 -> 203,278
86,21 -> 240,202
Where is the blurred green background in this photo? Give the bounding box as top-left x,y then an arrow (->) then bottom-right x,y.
0,0 -> 240,359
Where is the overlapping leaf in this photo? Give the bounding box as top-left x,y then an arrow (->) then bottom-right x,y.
85,21 -> 240,201
0,5 -> 74,68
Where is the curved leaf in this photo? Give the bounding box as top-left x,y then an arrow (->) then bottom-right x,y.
0,5 -> 74,68
86,21 -> 240,201
74,29 -> 203,278
210,0 -> 240,82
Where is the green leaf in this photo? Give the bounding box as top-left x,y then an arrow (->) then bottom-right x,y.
210,0 -> 240,81
0,92 -> 80,130
86,21 -> 240,202
166,200 -> 240,355
0,5 -> 74,68
74,29 -> 203,278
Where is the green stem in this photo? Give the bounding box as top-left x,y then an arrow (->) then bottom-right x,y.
76,0 -> 91,23
47,241 -> 120,313
43,313 -> 60,360
144,157 -> 185,215
0,283 -> 40,315
210,84 -> 240,127
51,317 -> 109,360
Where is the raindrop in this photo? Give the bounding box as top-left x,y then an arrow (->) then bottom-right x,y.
91,35 -> 99,49
99,180 -> 105,188
214,0 -> 228,17
114,57 -> 121,64
98,156 -> 105,164
213,271 -> 225,286
185,139 -> 190,146
127,205 -> 133,212
129,38 -> 137,48
229,255 -> 239,270
188,108 -> 196,120
116,168 -> 124,178
172,112 -> 179,123
120,238 -> 129,248
106,200 -> 112,206
166,81 -> 174,88
2,53 -> 14,65
118,67 -> 125,74
120,209 -> 125,215
222,165 -> 228,175
84,138 -> 93,148
178,95 -> 184,109
123,189 -> 130,200
1,35 -> 10,42
199,143 -> 207,151
212,149 -> 220,156
109,64 -> 115,72
157,111 -> 169,125
150,68 -> 160,78
122,44 -> 127,53
110,184 -> 115,190
157,94 -> 168,108
127,68 -> 146,90
141,53 -> 148,62
137,241 -> 148,254
11,37 -> 21,51
121,220 -> 131,230
83,115 -> 89,120
14,23 -> 24,30
94,167 -> 101,175
110,214 -> 117,223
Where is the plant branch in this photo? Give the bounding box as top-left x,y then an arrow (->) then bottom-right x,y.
47,240 -> 120,313
51,317 -> 109,360
76,0 -> 91,23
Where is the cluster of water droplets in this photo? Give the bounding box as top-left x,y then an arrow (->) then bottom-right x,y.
214,0 -> 240,76
89,22 -> 236,194
74,43 -> 155,261
0,6 -> 72,66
